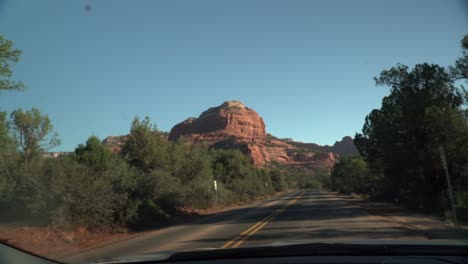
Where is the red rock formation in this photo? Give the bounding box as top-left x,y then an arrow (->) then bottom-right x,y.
168,100 -> 339,171
102,135 -> 128,153
169,101 -> 266,142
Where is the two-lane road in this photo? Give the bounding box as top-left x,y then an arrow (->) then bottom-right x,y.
63,190 -> 429,263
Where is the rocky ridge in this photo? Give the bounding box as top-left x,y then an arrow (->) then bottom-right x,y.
286,136 -> 359,157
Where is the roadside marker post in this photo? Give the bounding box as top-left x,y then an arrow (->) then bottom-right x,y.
214,180 -> 218,207
439,146 -> 458,227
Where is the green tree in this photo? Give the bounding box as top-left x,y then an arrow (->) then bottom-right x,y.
0,111 -> 16,173
123,117 -> 169,172
450,35 -> 468,80
331,156 -> 371,194
36,157 -> 119,228
75,136 -> 111,170
10,108 -> 60,166
0,111 -> 17,206
211,149 -> 252,185
269,168 -> 288,192
211,149 -> 256,202
354,36 -> 468,211
0,35 -> 25,92
177,145 -> 214,208
254,168 -> 274,194
100,156 -> 140,226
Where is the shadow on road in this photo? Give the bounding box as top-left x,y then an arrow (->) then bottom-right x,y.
182,190 -> 468,245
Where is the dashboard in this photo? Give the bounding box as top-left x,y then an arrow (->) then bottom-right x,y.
1,242 -> 468,264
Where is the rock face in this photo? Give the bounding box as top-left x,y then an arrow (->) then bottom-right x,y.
102,135 -> 128,153
169,101 -> 266,142
287,136 -> 359,157
168,100 -> 339,171
330,136 -> 359,157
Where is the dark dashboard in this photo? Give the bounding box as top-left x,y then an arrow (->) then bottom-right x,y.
1,241 -> 468,264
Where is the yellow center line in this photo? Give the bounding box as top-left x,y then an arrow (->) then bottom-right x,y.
220,199 -> 290,249
220,191 -> 304,249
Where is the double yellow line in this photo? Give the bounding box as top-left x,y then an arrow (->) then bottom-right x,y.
221,191 -> 304,249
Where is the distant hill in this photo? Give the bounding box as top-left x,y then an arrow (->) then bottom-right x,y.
286,136 -> 359,157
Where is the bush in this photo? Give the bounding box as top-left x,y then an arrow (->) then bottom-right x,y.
41,157 -> 135,228
123,117 -> 170,172
150,169 -> 184,215
269,168 -> 288,192
211,149 -> 271,202
74,136 -> 111,171
331,156 -> 371,195
134,199 -> 168,228
0,154 -> 142,229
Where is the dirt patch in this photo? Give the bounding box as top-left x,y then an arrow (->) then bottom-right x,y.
0,225 -> 133,259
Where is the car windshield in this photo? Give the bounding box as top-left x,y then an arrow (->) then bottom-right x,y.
0,0 -> 468,263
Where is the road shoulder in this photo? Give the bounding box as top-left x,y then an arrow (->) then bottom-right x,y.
329,191 -> 468,240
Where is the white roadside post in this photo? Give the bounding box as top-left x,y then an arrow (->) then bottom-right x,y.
214,180 -> 218,207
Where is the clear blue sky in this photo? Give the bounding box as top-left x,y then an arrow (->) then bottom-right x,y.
0,0 -> 467,151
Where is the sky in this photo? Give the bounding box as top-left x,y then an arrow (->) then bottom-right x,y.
0,0 -> 467,151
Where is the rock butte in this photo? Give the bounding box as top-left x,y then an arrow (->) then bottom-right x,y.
168,100 -> 266,142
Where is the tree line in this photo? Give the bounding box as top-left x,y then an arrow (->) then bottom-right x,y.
330,35 -> 468,220
0,35 -> 293,230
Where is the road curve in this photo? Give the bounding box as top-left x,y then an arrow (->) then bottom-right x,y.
63,190 -> 428,263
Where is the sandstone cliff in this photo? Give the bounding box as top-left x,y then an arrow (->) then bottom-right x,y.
168,100 -> 266,142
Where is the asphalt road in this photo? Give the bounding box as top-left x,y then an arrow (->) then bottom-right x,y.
63,190 -> 429,263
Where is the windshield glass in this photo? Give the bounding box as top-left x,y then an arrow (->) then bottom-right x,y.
0,0 -> 467,263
